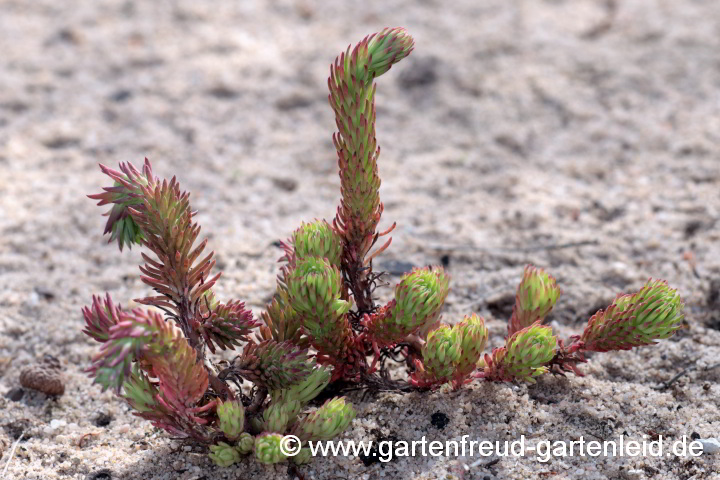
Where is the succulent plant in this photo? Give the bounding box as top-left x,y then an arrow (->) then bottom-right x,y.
453,314 -> 490,380
287,257 -> 353,356
292,220 -> 344,267
82,27 -> 686,473
292,448 -> 313,465
484,270 -> 686,381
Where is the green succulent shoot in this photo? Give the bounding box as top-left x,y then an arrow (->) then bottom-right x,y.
579,279 -> 684,352
411,324 -> 461,388
260,284 -> 307,347
367,266 -> 451,346
292,448 -> 313,465
293,397 -> 356,442
258,223 -> 342,350
508,265 -> 561,336
292,220 -> 344,267
254,433 -> 288,465
237,432 -> 255,455
412,314 -> 489,389
330,27 -> 414,256
216,399 -> 245,440
483,322 -> 557,383
209,442 -> 242,467
271,365 -> 332,407
453,313 -> 490,379
262,399 -> 301,433
287,257 -> 353,357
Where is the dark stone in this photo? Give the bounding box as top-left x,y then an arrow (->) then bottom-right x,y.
691,432 -> 700,440
5,387 -> 24,402
207,85 -> 239,99
43,136 -> 80,149
440,254 -> 450,267
708,279 -> 720,308
430,411 -> 449,430
109,89 -> 132,103
275,93 -> 313,110
34,287 -> 55,301
398,56 -> 438,89
94,413 -> 112,427
271,177 -> 298,192
4,419 -> 32,440
706,278 -> 720,330
86,469 -> 113,480
377,259 -> 416,276
486,291 -> 515,320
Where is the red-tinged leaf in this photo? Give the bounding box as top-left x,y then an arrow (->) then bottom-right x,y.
197,300 -> 259,353
231,340 -> 313,391
82,293 -> 123,343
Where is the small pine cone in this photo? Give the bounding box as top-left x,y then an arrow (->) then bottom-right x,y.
19,356 -> 64,396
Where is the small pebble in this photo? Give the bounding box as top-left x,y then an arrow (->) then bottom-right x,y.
698,438 -> 720,454
94,413 -> 113,427
5,387 -> 25,402
50,419 -> 66,429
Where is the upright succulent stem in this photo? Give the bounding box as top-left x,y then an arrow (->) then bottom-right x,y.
329,28 -> 414,314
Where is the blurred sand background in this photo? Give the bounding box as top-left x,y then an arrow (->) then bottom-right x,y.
1,0 -> 719,479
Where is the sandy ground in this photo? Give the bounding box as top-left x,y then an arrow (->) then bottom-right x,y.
1,0 -> 720,479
